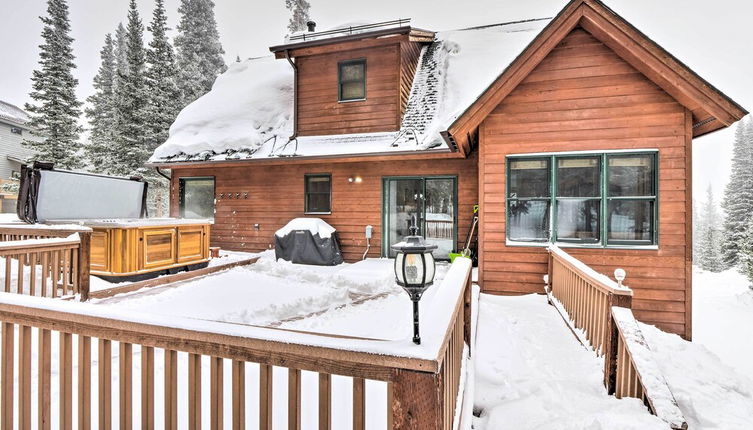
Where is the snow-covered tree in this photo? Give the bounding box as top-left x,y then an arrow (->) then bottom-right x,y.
739,219 -> 753,284
111,0 -> 150,177
24,0 -> 82,169
696,185 -> 725,272
722,118 -> 753,267
174,0 -> 227,106
85,33 -> 116,171
285,0 -> 311,33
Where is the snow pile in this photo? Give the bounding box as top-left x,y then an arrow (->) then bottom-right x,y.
0,100 -> 29,125
640,322 -> 753,428
473,294 -> 667,430
427,19 -> 550,134
152,56 -> 294,160
275,217 -> 336,238
692,267 -> 753,380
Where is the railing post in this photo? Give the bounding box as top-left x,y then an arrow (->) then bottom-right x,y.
603,294 -> 632,394
463,269 -> 472,352
77,231 -> 91,301
391,369 -> 443,429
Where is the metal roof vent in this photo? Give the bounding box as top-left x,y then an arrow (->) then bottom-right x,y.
306,21 -> 316,32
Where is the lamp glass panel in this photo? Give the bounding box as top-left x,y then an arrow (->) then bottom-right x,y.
424,252 -> 435,284
404,252 -> 425,285
394,253 -> 404,284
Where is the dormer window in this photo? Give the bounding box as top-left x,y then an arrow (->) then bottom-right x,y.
338,59 -> 366,102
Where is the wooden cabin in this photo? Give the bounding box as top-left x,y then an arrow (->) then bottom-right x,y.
148,0 -> 746,340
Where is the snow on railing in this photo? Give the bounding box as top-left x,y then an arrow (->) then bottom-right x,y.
546,245 -> 687,429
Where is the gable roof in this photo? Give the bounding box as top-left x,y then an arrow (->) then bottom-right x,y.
445,0 -> 748,154
149,0 -> 746,166
149,19 -> 549,165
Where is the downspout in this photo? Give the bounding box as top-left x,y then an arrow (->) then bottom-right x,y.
284,49 -> 298,141
155,167 -> 171,181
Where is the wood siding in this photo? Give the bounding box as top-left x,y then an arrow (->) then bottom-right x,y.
170,155 -> 478,262
399,41 -> 423,116
296,45 -> 401,136
478,29 -> 692,339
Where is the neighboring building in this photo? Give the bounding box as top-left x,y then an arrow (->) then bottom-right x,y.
148,0 -> 747,340
0,100 -> 38,212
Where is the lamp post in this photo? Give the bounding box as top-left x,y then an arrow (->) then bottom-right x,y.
391,225 -> 437,344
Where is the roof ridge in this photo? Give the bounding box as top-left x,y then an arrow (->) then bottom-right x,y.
446,17 -> 553,33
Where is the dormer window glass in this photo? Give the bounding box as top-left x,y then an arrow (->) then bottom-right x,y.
338,59 -> 366,101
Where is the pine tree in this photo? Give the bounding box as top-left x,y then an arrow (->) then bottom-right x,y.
721,118 -> 753,267
24,0 -> 82,169
739,219 -> 753,284
85,33 -> 116,171
174,0 -> 227,106
144,0 -> 179,216
111,0 -> 150,177
697,185 -> 725,272
285,0 -> 311,33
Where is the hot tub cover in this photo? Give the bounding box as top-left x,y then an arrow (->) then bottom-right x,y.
275,218 -> 343,266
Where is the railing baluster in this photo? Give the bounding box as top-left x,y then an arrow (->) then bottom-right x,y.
4,256 -> 10,293
259,364 -> 273,430
319,373 -> 332,430
288,368 -> 301,430
119,342 -> 133,430
78,335 -> 92,429
352,377 -> 365,430
98,339 -> 112,429
60,332 -> 73,430
141,346 -> 155,429
17,253 -> 25,294
232,360 -> 246,429
29,253 -> 37,296
210,356 -> 223,430
52,250 -> 59,298
39,328 -> 51,430
1,322 -> 13,428
188,353 -> 202,430
19,325 -> 32,428
164,350 -> 178,430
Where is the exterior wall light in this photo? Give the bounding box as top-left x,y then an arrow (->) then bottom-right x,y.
348,176 -> 363,183
391,225 -> 437,344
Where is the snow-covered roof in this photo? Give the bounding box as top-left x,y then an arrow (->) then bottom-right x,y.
0,100 -> 30,126
149,18 -> 551,165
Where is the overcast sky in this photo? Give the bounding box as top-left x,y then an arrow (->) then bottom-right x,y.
0,0 -> 750,203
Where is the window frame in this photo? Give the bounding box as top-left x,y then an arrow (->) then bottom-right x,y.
505,150 -> 659,249
337,58 -> 366,102
10,127 -> 22,135
304,173 -> 332,214
178,176 -> 216,219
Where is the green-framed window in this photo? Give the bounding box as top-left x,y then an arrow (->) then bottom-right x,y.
179,176 -> 215,219
305,174 -> 332,214
506,151 -> 658,247
338,59 -> 366,101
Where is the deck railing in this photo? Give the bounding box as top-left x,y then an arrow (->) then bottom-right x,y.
0,256 -> 472,429
546,246 -> 687,430
0,224 -> 91,301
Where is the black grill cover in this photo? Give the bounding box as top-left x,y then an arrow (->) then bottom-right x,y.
275,229 -> 343,266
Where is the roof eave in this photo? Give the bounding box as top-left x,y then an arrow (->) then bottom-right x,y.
269,26 -> 435,55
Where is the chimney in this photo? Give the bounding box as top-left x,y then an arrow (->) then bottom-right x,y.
306,21 -> 316,32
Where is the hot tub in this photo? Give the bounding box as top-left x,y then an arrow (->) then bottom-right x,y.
56,218 -> 212,282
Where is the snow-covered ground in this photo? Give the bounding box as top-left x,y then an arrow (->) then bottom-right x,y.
473,294 -> 667,429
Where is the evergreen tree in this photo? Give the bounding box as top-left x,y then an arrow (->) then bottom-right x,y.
85,33 -> 116,171
721,118 -> 753,267
285,0 -> 311,33
111,0 -> 150,177
24,0 -> 82,169
697,185 -> 725,272
145,0 -> 181,150
739,219 -> 753,285
144,0 -> 179,216
174,0 -> 227,106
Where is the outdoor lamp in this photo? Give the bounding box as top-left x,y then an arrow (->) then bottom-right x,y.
391,225 -> 438,345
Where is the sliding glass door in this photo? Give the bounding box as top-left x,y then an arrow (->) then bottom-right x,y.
383,176 -> 457,259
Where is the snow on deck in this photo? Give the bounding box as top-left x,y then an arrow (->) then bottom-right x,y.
473,293 -> 666,429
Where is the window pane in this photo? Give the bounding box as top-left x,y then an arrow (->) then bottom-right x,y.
307,176 -> 330,193
608,200 -> 653,242
508,200 -> 550,241
306,194 -> 330,213
181,178 -> 214,219
509,158 -> 550,198
340,82 -> 365,100
557,157 -> 600,197
608,154 -> 655,197
340,63 -> 364,81
556,199 -> 600,242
